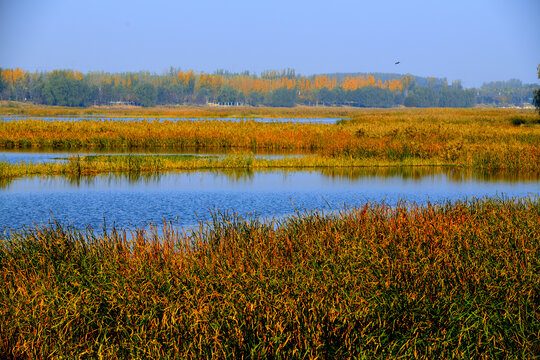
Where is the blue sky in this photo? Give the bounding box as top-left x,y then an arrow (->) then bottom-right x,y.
1,0 -> 538,87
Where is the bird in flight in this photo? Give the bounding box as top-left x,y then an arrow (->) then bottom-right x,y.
395,61 -> 400,65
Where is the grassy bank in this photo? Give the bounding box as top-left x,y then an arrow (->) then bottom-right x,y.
1,108 -> 539,173
1,152 -> 539,182
0,102 -> 362,118
0,154 -> 453,179
1,198 -> 538,358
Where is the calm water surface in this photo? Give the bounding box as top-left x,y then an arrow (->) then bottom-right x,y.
0,150 -> 304,164
1,168 -> 538,231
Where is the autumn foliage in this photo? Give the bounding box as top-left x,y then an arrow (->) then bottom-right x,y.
0,67 -> 405,107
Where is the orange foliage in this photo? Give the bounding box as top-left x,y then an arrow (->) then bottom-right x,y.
161,70 -> 403,96
0,67 -> 405,98
1,68 -> 26,87
341,75 -> 403,91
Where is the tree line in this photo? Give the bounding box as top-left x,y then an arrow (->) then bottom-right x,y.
2,67 -> 532,108
477,79 -> 538,107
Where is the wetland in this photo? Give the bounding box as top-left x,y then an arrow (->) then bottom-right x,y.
1,106 -> 539,358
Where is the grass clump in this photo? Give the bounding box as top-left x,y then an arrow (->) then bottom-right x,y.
509,115 -> 540,126
1,198 -> 539,358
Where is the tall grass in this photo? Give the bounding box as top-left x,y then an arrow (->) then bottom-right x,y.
1,154 -> 539,184
1,198 -> 539,358
1,108 -> 538,172
0,154 -> 450,180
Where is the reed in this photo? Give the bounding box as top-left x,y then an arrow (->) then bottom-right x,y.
0,198 -> 538,358
1,108 -> 538,173
1,152 -> 539,183
0,154 -> 450,179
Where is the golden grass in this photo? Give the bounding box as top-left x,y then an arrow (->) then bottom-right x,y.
1,198 -> 538,358
2,154 -> 539,184
0,154 -> 448,178
1,108 -> 538,174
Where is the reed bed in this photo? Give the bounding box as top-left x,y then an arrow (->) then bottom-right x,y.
0,102 -> 374,118
0,198 -> 538,358
1,108 -> 538,172
1,153 -> 538,183
0,154 -> 452,180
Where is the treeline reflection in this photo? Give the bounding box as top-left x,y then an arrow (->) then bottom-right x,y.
0,166 -> 537,190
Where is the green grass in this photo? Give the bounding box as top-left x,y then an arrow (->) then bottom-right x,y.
1,198 -> 539,359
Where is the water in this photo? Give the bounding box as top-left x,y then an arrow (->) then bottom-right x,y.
0,150 -> 306,164
1,116 -> 341,124
1,168 -> 537,232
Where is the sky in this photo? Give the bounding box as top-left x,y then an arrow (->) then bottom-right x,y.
1,0 -> 539,88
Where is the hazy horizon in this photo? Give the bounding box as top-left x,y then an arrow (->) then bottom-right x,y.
1,0 -> 539,88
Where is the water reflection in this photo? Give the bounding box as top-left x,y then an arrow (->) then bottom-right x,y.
0,166 -> 538,191
0,167 -> 537,231
0,149 -> 308,164
318,166 -> 539,183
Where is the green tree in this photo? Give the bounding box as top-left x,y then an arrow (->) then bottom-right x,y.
310,88 -> 321,106
192,87 -> 209,105
318,87 -> 333,105
405,86 -> 439,107
157,83 -> 185,105
266,87 -> 297,107
26,73 -> 46,104
348,87 -> 396,108
133,82 -> 157,107
247,91 -> 263,106
0,68 -> 4,96
533,64 -> 540,114
331,86 -> 346,105
237,91 -> 245,105
217,85 -> 238,104
438,88 -> 475,108
42,70 -> 89,106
